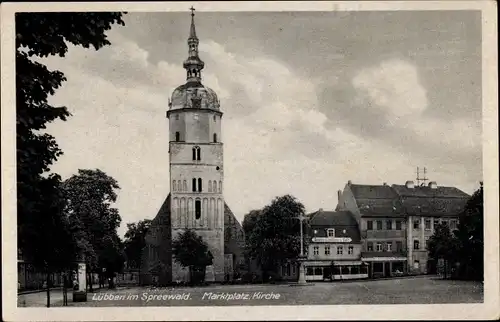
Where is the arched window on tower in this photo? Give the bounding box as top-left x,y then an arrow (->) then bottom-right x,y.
172,180 -> 177,192
219,181 -> 222,193
192,146 -> 201,161
213,133 -> 217,143
192,178 -> 196,192
208,181 -> 212,193
195,199 -> 202,220
183,180 -> 187,191
175,132 -> 180,142
198,178 -> 202,192
213,181 -> 217,193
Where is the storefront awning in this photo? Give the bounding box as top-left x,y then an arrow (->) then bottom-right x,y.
304,260 -> 363,266
361,257 -> 407,262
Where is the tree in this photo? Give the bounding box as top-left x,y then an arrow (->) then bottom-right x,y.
123,219 -> 152,269
63,169 -> 123,291
453,182 -> 484,280
427,222 -> 458,279
16,12 -> 126,306
172,230 -> 213,285
244,195 -> 306,281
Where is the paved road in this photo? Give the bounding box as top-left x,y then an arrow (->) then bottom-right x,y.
19,276 -> 482,307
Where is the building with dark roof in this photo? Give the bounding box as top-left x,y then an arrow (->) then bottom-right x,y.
303,209 -> 369,281
336,180 -> 470,276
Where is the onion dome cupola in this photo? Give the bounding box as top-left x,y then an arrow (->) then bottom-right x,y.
168,7 -> 221,112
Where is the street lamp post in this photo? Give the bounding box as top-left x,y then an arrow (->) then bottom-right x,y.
296,214 -> 308,285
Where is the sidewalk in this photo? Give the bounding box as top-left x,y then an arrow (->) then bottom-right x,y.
18,284 -> 101,307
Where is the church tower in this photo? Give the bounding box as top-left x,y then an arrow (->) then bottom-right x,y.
166,8 -> 225,282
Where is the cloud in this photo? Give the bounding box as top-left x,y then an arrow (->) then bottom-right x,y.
37,25 -> 481,237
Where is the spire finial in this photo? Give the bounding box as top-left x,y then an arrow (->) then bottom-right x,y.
183,6 -> 204,83
189,6 -> 197,39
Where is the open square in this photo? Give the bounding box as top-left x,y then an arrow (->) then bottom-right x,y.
19,276 -> 482,307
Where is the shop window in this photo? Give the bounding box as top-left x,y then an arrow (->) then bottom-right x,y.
314,268 -> 323,276
306,267 -> 313,275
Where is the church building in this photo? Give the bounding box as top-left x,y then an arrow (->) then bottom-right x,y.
140,9 -> 245,285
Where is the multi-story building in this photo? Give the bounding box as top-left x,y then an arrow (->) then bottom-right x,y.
391,181 -> 468,274
337,183 -> 407,278
303,209 -> 368,281
337,180 -> 470,276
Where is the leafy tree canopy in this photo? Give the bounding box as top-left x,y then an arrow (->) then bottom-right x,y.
172,229 -> 213,269
62,169 -> 123,272
124,219 -> 152,269
245,195 -> 306,274
16,12 -> 126,271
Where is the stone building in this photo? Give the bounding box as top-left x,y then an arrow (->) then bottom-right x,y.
140,10 -> 244,285
303,210 -> 368,281
337,180 -> 469,276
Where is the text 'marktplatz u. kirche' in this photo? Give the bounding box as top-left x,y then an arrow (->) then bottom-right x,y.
141,10 -> 245,285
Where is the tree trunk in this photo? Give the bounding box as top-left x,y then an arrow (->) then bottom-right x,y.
46,272 -> 51,308
88,270 -> 93,292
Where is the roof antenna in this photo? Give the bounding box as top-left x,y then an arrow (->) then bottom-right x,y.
416,167 -> 428,186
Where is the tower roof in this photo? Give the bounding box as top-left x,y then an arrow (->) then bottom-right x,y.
169,8 -> 221,113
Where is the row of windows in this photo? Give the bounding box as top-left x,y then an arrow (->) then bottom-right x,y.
172,179 -> 222,193
312,245 -> 354,256
366,238 -> 429,252
367,220 -> 402,231
175,132 -> 218,143
413,219 -> 457,230
367,218 -> 458,231
175,114 -> 218,122
366,241 -> 403,252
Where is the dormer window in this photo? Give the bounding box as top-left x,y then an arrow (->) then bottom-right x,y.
327,229 -> 335,237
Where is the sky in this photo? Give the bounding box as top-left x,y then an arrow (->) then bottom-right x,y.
38,10 -> 483,237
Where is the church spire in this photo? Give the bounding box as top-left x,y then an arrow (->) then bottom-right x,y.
189,6 -> 197,39
183,6 -> 204,84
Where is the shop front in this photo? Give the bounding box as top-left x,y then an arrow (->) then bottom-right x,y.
361,256 -> 407,278
304,260 -> 369,281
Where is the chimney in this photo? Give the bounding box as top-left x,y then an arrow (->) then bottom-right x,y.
383,182 -> 387,186
428,181 -> 437,189
405,180 -> 415,189
347,180 -> 352,186
337,190 -> 342,201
